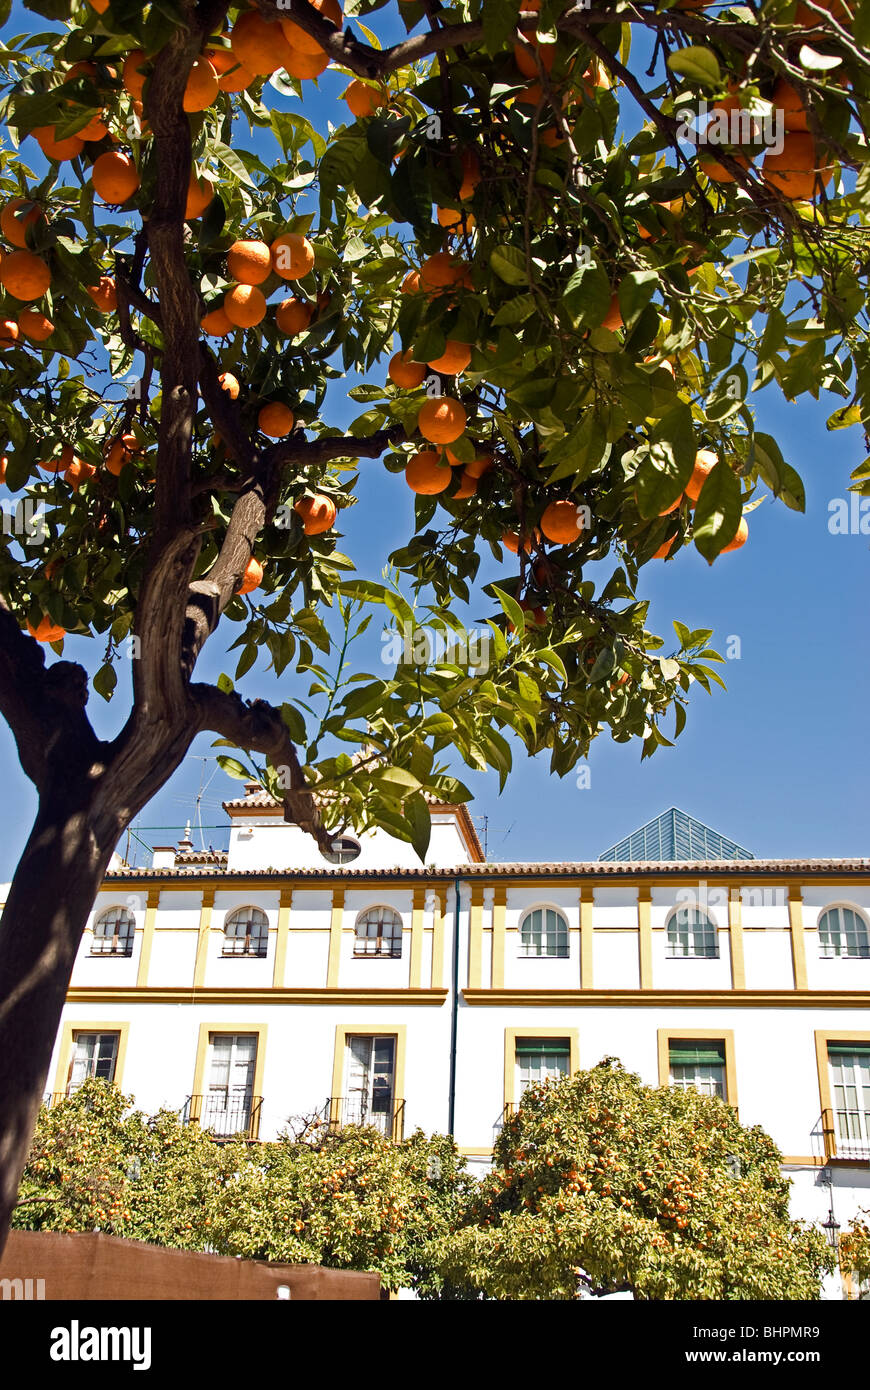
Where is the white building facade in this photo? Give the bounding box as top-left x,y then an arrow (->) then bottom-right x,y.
31,785 -> 870,1296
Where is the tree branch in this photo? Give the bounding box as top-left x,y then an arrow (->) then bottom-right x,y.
190,682 -> 329,846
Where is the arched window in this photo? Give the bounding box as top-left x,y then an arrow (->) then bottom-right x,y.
223,907 -> 269,958
520,907 -> 569,958
354,907 -> 403,958
321,835 -> 361,866
666,905 -> 718,959
819,906 -> 870,959
91,907 -> 135,957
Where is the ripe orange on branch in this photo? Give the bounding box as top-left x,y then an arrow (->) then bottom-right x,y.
295,494 -> 337,534
32,126 -> 83,161
236,557 -> 263,595
219,372 -> 240,399
540,499 -> 585,544
388,350 -> 426,388
104,433 -> 138,476
224,284 -> 267,327
201,305 -> 234,336
280,0 -> 342,53
417,396 -> 466,445
344,81 -> 386,118
86,277 -> 117,313
685,448 -> 718,501
1,198 -> 45,249
271,232 -> 315,281
65,456 -> 96,491
420,253 -> 470,294
27,617 -> 66,643
405,449 -> 452,494
258,402 -> 295,437
720,516 -> 748,553
91,151 -> 140,205
276,297 -> 313,334
227,239 -> 271,285
762,133 -> 831,200
0,319 -> 19,345
183,57 -> 219,112
186,174 -> 214,219
427,340 -> 472,375
231,12 -> 295,75
122,50 -> 149,99
283,46 -> 329,80
17,308 -> 53,341
0,250 -> 51,301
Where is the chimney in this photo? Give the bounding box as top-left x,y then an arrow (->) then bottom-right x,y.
151,845 -> 176,869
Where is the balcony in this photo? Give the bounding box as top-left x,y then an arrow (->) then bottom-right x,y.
321,1096 -> 405,1141
811,1109 -> 870,1164
183,1092 -> 263,1141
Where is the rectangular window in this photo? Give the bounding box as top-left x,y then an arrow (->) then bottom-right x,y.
343,1034 -> 396,1133
204,1033 -> 257,1136
516,1038 -> 570,1098
828,1046 -> 870,1151
669,1040 -> 726,1099
67,1032 -> 119,1094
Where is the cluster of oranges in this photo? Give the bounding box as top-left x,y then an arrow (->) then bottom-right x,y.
652,450 -> 748,558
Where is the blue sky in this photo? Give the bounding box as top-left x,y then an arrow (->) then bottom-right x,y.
0,4 -> 866,877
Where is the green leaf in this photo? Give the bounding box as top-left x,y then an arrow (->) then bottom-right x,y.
492,585 -> 525,634
753,432 -> 806,512
403,792 -> 431,861
217,672 -> 234,694
490,245 -> 528,286
372,766 -> 422,795
667,46 -> 722,87
280,702 -> 307,745
618,270 -> 659,328
692,460 -> 743,563
92,662 -> 117,701
216,755 -> 251,781
491,294 -> 537,327
798,44 -> 842,71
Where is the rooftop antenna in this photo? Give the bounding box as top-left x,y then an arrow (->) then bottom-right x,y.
172,756 -> 222,852
472,815 -> 515,860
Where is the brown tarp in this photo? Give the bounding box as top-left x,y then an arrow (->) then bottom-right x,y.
0,1230 -> 381,1300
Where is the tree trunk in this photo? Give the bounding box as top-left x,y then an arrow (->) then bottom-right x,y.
0,792 -> 115,1256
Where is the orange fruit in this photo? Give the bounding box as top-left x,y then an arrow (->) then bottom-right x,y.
1,198 -> 44,249
79,112 -> 109,142
231,12 -> 295,75
91,151 -> 140,204
503,530 -> 536,554
236,557 -> 263,594
27,616 -> 65,643
65,456 -> 96,490
388,350 -> 426,388
437,206 -> 476,233
258,401 -> 294,436
601,292 -> 622,332
513,36 -> 556,78
418,396 -> 466,445
0,250 -> 51,301
405,449 -> 452,494
653,536 -> 678,559
699,150 -> 750,184
104,432 -> 138,475
685,447 -> 718,501
219,371 -> 240,399
773,79 -> 809,132
720,516 -> 748,553
795,0 -> 851,24
464,453 -> 494,479
201,305 -> 234,336
295,494 -> 337,534
203,45 -> 236,76
541,499 -> 585,544
186,173 -> 214,219
420,252 -> 470,293
276,297 -> 313,334
86,276 -> 117,313
224,284 -> 267,327
401,269 -> 421,294
283,47 -> 329,80
122,50 -> 149,99
271,232 -> 315,281
458,150 -> 481,201
41,444 -> 76,474
0,454 -> 6,483
183,57 -> 219,112
516,81 -> 546,107
218,60 -> 256,92
17,308 -> 53,341
427,340 -> 472,375
762,133 -> 830,200
0,319 -> 19,345
452,468 -> 478,499
32,126 -> 84,161
345,80 -> 385,118
280,0 -> 342,53
227,239 -> 271,285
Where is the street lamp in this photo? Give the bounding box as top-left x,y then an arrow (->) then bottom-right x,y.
822,1211 -> 841,1254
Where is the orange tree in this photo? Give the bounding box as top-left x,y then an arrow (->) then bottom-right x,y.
13,1081 -> 469,1292
430,1059 -> 834,1299
0,0 -> 867,1245
840,1211 -> 870,1290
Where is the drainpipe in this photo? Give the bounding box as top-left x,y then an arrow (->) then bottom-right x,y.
447,876 -> 463,1136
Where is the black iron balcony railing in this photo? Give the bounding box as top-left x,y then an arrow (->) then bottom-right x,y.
183,1092 -> 263,1141
812,1109 -> 870,1163
321,1096 -> 405,1141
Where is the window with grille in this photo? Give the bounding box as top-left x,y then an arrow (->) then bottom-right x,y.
828,1046 -> 870,1150
67,1032 -> 119,1094
321,836 -> 361,866
519,907 -> 569,958
354,907 -> 403,958
665,905 -> 718,958
91,907 -> 135,956
222,906 -> 269,957
516,1039 -> 570,1097
819,906 -> 870,959
669,1041 -> 726,1099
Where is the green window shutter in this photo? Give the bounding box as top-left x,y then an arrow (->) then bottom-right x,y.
669,1042 -> 725,1066
828,1044 -> 870,1057
515,1039 -> 570,1056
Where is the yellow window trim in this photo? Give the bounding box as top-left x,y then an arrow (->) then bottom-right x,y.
814,1029 -> 870,1160
191,1022 -> 268,1139
53,1021 -> 130,1097
503,1027 -> 579,1111
657,1028 -> 738,1110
